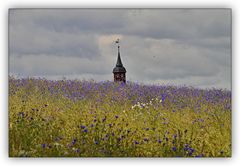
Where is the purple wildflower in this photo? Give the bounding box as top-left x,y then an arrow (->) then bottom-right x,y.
41,144 -> 46,148
102,117 -> 106,122
143,138 -> 149,142
80,125 -> 86,129
172,146 -> 177,152
18,112 -> 25,118
134,141 -> 139,145
72,139 -> 77,145
94,140 -> 99,145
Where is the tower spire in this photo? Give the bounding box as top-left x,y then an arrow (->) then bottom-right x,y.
113,38 -> 126,83
116,45 -> 123,67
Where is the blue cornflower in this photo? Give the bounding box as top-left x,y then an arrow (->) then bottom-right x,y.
184,147 -> 189,151
41,144 -> 46,148
195,154 -> 203,157
173,134 -> 177,139
158,139 -> 162,143
115,115 -> 119,119
72,139 -> 77,144
188,148 -> 195,156
189,148 -> 195,152
161,93 -> 167,103
199,118 -> 204,122
134,141 -> 139,145
83,129 -> 88,133
172,146 -> 177,152
143,138 -> 149,142
183,144 -> 190,151
18,112 -> 25,118
94,140 -> 99,145
102,117 -> 106,122
80,125 -> 86,129
76,148 -> 80,153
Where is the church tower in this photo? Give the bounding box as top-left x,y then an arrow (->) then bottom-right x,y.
113,39 -> 126,83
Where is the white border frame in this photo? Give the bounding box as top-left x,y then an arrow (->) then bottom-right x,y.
1,0 -> 238,166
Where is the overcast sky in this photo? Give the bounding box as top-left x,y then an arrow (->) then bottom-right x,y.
9,9 -> 231,89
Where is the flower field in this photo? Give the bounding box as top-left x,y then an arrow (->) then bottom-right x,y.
9,77 -> 231,157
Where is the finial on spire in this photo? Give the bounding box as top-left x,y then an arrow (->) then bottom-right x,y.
115,38 -> 120,45
115,38 -> 120,50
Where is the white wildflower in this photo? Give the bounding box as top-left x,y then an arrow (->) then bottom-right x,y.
150,101 -> 153,105
72,147 -> 77,151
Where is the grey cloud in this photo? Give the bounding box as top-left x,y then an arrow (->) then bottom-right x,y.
9,9 -> 127,57
9,24 -> 100,58
10,9 -> 127,33
9,9 -> 231,89
122,35 -> 229,88
10,54 -> 110,76
123,9 -> 230,40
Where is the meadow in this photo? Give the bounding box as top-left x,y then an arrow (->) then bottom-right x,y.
9,77 -> 231,157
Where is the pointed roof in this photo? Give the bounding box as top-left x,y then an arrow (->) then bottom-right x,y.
113,45 -> 126,73
116,46 -> 123,67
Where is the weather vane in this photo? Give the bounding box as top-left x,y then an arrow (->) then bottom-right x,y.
115,38 -> 120,54
115,38 -> 120,48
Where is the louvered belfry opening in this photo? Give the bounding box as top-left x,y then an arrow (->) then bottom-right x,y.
113,39 -> 126,83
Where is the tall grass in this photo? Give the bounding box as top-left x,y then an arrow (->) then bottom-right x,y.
9,77 -> 231,157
